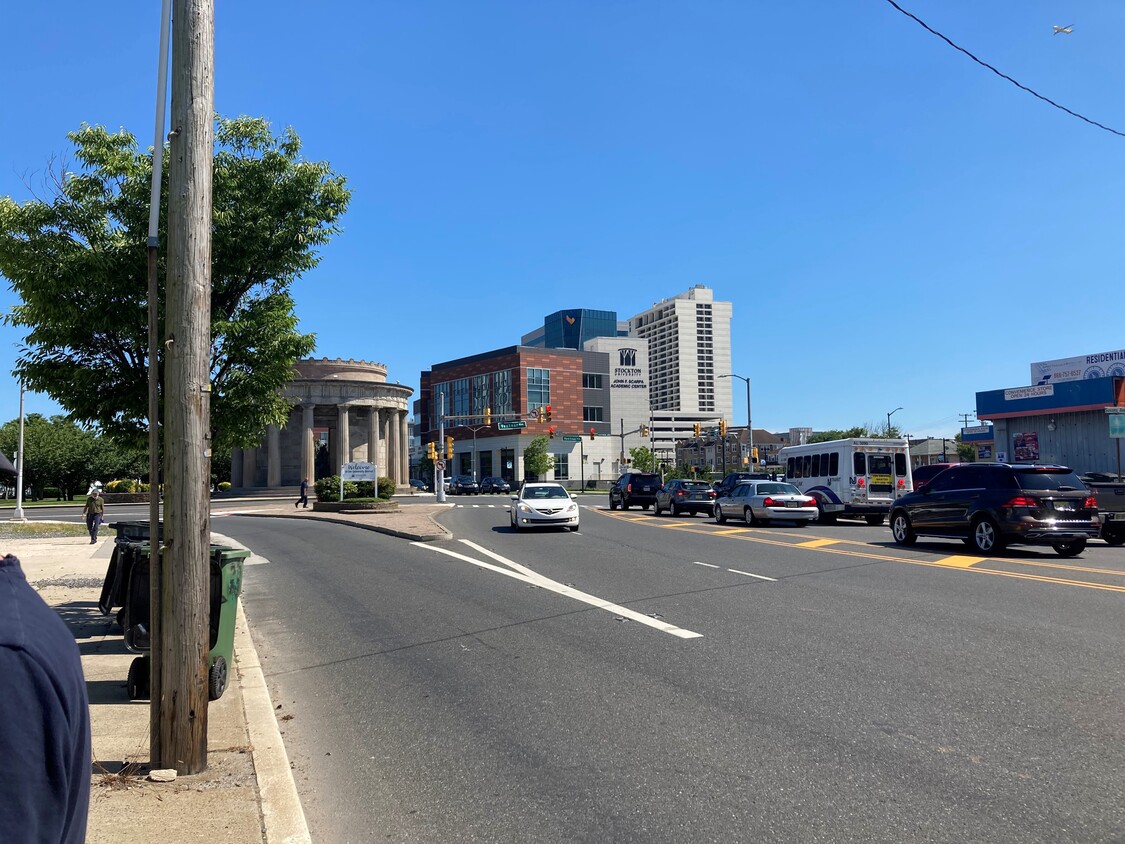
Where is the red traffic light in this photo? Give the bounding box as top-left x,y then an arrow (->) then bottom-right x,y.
589,427 -> 596,440
548,426 -> 556,438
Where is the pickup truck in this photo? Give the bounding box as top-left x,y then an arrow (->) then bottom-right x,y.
1081,473 -> 1125,546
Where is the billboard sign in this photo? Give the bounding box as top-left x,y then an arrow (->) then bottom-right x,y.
1013,433 -> 1040,463
1032,350 -> 1125,385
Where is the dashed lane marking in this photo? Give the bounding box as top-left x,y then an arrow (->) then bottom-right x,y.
935,555 -> 985,568
796,538 -> 840,549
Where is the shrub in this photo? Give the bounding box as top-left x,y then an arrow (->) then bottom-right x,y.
105,479 -> 139,493
43,486 -> 61,500
217,481 -> 231,492
377,476 -> 396,499
315,475 -> 359,501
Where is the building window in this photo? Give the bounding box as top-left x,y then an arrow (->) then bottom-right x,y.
555,453 -> 569,480
493,370 -> 512,416
451,378 -> 469,419
527,368 -> 550,409
472,374 -> 489,420
583,373 -> 603,389
583,407 -> 604,422
432,385 -> 449,422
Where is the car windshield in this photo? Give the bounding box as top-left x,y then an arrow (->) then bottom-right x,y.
523,486 -> 569,500
681,482 -> 710,490
1014,469 -> 1085,492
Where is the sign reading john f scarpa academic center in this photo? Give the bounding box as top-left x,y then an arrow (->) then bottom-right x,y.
976,349 -> 1125,475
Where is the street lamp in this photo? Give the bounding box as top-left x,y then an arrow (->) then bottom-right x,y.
719,374 -> 752,467
887,406 -> 903,437
14,381 -> 26,521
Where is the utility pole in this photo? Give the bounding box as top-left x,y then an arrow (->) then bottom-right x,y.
959,412 -> 974,428
159,0 -> 214,775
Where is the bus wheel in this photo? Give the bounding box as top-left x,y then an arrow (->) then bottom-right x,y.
817,505 -> 837,525
865,514 -> 885,527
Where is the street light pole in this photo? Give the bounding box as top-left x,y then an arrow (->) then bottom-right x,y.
720,374 -> 752,467
14,382 -> 26,521
887,406 -> 903,437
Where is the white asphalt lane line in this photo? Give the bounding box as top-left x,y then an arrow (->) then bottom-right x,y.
692,561 -> 720,569
415,541 -> 703,640
728,568 -> 777,582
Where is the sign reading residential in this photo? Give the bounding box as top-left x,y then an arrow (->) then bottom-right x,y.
1032,349 -> 1125,385
497,421 -> 526,430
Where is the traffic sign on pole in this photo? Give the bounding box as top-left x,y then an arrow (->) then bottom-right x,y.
561,435 -> 582,442
497,421 -> 526,430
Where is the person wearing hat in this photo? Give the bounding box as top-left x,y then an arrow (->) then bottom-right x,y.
0,553 -> 91,842
81,487 -> 105,544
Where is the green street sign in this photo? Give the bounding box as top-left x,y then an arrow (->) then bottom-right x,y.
561,435 -> 582,442
497,421 -> 526,430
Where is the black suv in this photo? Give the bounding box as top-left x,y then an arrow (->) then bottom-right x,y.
713,471 -> 772,499
889,463 -> 1099,557
609,472 -> 662,510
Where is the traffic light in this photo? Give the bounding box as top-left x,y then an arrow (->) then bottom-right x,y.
545,404 -> 552,422
537,405 -> 545,423
427,442 -> 437,461
484,407 -> 492,426
693,422 -> 701,437
640,425 -> 649,437
589,428 -> 596,440
445,436 -> 454,459
548,426 -> 556,439
719,419 -> 727,437
752,447 -> 759,463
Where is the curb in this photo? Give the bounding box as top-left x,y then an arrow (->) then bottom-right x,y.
230,511 -> 453,542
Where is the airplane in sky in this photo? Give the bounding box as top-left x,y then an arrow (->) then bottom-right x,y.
1052,24 -> 1074,35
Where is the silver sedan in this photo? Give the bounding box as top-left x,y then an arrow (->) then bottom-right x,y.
713,481 -> 818,526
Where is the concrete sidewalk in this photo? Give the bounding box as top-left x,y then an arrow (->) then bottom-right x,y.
6,496 -> 451,844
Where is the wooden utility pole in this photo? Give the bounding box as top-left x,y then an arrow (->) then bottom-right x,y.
160,0 -> 214,774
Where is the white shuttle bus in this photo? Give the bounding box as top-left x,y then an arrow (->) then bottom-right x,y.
777,438 -> 913,525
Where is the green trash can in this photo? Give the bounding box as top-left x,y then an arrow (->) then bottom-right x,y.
123,544 -> 250,702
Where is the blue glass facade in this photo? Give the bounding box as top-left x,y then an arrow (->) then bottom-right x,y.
541,309 -> 621,350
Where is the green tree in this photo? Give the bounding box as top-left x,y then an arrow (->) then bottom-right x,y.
809,426 -> 875,443
0,116 -> 350,454
629,446 -> 656,472
954,433 -> 977,463
523,436 -> 555,480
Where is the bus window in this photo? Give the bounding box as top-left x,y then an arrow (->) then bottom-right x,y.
829,452 -> 839,476
802,454 -> 812,478
867,454 -> 893,493
787,457 -> 795,478
894,453 -> 907,478
853,452 -> 865,476
811,453 -> 821,477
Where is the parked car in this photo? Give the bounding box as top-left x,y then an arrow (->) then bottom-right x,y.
608,472 -> 662,510
889,463 -> 1099,557
480,476 -> 511,494
450,475 -> 480,495
713,481 -> 818,526
654,479 -> 716,517
910,462 -> 956,492
409,479 -> 431,493
1079,472 -> 1125,546
510,482 -> 580,531
712,471 -> 772,499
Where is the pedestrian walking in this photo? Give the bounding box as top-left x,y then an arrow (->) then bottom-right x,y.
81,487 -> 104,544
0,553 -> 91,843
296,477 -> 309,508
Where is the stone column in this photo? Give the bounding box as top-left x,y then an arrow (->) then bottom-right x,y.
267,424 -> 281,487
242,447 -> 257,488
367,408 -> 380,474
337,404 -> 351,469
387,410 -> 399,480
302,404 -> 315,481
381,410 -> 391,479
398,410 -> 409,484
231,447 -> 244,488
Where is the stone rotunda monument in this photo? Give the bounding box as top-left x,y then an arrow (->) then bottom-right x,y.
230,358 -> 413,491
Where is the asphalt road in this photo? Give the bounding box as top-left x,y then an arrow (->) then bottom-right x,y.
208,495 -> 1125,844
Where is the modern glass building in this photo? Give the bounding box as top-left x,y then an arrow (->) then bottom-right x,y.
521,309 -> 626,350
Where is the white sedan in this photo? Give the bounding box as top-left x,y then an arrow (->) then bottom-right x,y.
510,483 -> 580,531
713,481 -> 817,526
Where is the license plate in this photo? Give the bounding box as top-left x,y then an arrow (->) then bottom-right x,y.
785,501 -> 800,508
1053,502 -> 1074,512
642,485 -> 654,492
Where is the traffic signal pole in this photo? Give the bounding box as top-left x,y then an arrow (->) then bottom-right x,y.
436,390 -> 446,503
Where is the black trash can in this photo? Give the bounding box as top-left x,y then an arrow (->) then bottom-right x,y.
98,521 -> 164,617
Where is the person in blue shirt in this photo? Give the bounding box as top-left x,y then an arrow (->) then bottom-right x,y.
0,553 -> 91,843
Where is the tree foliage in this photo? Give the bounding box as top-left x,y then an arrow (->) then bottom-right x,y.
628,446 -> 656,472
523,436 -> 555,480
809,426 -> 878,443
954,433 -> 977,463
0,116 -> 350,454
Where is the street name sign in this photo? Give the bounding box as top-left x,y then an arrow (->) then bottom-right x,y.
561,435 -> 582,442
497,421 -> 526,430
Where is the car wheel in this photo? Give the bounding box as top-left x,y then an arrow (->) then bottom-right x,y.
654,499 -> 663,516
715,505 -> 727,524
621,501 -> 630,510
865,514 -> 886,527
609,496 -> 618,511
817,504 -> 837,525
746,507 -> 759,526
1103,528 -> 1125,547
1052,538 -> 1087,557
670,501 -> 680,517
891,511 -> 917,546
970,517 -> 1004,554
641,503 -> 650,511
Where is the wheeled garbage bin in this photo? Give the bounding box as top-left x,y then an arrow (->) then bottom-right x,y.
121,544 -> 250,702
97,521 -> 164,618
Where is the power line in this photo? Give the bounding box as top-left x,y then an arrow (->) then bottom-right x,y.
883,0 -> 1125,139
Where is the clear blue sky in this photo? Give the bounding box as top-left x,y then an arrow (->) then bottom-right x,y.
3,1 -> 1123,438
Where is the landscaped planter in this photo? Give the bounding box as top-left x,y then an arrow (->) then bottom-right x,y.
312,500 -> 400,514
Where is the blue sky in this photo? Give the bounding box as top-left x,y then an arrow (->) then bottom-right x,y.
3,1 -> 1123,438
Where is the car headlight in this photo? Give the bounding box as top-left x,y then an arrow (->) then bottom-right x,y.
566,503 -> 577,513
517,502 -> 533,513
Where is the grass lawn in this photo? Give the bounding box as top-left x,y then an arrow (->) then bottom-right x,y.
0,521 -> 89,540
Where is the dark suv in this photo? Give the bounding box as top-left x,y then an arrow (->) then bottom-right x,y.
609,472 -> 662,510
713,471 -> 772,499
889,463 -> 1099,557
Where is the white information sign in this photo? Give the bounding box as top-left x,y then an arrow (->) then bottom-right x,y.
341,461 -> 377,481
1032,350 -> 1125,385
1003,385 -> 1054,402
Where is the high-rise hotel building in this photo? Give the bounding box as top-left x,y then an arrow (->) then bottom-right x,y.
627,285 -> 733,420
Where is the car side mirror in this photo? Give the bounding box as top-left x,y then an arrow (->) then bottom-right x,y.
510,495 -> 518,501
